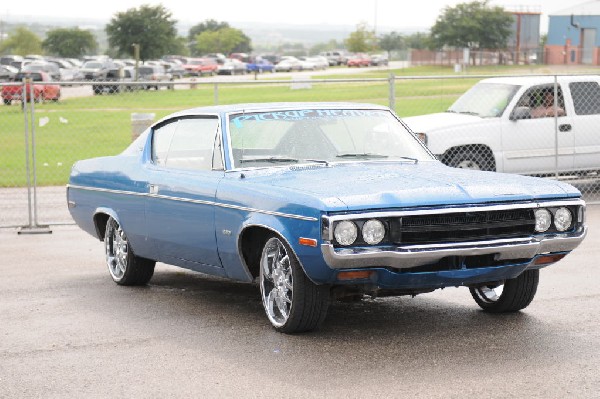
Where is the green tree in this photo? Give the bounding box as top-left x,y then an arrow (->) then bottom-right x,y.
430,0 -> 512,59
379,32 -> 405,58
0,26 -> 42,55
309,39 -> 343,55
345,22 -> 377,53
195,27 -> 251,55
105,4 -> 178,61
405,32 -> 431,49
42,28 -> 97,58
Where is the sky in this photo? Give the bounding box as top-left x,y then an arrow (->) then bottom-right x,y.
1,0 -> 582,31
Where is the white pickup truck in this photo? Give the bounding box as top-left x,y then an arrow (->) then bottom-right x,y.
404,75 -> 600,176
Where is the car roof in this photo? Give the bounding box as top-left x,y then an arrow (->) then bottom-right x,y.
481,75 -> 600,86
172,102 -> 389,115
153,102 -> 391,124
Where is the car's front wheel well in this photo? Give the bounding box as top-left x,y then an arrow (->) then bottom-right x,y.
239,226 -> 276,279
93,213 -> 110,240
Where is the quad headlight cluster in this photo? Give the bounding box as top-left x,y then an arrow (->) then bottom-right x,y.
334,219 -> 386,246
534,207 -> 573,232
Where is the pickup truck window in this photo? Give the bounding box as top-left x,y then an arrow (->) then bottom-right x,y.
569,82 -> 600,115
448,83 -> 519,118
517,84 -> 566,118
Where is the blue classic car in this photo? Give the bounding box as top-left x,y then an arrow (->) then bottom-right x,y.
67,103 -> 587,333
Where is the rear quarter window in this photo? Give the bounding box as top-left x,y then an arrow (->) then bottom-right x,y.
569,81 -> 600,115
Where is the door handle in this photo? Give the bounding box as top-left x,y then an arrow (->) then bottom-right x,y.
559,124 -> 572,132
149,184 -> 159,195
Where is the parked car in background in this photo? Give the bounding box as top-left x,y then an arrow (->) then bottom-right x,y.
246,58 -> 275,73
370,54 -> 389,66
182,58 -> 218,76
2,71 -> 60,104
319,50 -> 348,66
21,61 -> 61,80
47,59 -> 78,82
93,67 -> 135,94
347,54 -> 372,67
0,55 -> 24,66
163,60 -> 185,79
403,75 -> 600,177
67,102 -> 586,333
275,56 -> 303,72
300,56 -> 328,70
0,65 -> 18,82
77,60 -> 117,81
217,59 -> 247,75
138,65 -> 173,90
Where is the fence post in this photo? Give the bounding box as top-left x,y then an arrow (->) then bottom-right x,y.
214,83 -> 219,105
388,73 -> 396,111
19,79 -> 51,234
553,75 -> 559,179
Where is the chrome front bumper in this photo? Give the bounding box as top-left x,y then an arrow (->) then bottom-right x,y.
321,226 -> 587,270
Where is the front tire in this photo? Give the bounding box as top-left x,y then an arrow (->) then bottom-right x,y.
105,217 -> 155,286
470,269 -> 539,313
448,150 -> 495,171
259,236 -> 330,333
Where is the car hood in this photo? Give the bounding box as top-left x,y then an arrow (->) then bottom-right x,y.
235,162 -> 579,211
403,112 -> 491,132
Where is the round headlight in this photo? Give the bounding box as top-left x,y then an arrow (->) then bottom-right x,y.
362,219 -> 385,245
534,209 -> 552,232
334,221 -> 358,246
554,207 -> 572,231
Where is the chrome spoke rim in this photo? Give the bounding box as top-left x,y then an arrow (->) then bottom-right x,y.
260,237 -> 293,327
477,285 -> 503,303
106,222 -> 128,280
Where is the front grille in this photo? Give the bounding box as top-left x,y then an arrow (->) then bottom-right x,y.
389,208 -> 535,244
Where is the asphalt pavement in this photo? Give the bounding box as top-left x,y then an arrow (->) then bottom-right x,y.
1,206 -> 599,398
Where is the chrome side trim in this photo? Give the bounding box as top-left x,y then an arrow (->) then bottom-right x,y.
67,184 -> 318,222
321,226 -> 587,269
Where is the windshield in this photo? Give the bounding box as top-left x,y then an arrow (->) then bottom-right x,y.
448,82 -> 520,118
228,109 -> 432,168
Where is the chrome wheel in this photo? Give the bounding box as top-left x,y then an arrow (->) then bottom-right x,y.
472,284 -> 504,303
260,237 -> 293,327
105,219 -> 128,281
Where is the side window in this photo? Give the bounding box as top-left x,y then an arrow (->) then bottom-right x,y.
163,117 -> 219,171
515,84 -> 566,119
569,81 -> 600,115
152,121 -> 178,166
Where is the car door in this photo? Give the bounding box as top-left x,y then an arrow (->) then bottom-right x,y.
501,84 -> 574,175
145,115 -> 225,268
567,80 -> 600,171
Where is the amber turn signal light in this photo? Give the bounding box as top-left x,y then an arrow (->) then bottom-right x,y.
337,271 -> 375,281
533,253 -> 566,265
298,237 -> 318,247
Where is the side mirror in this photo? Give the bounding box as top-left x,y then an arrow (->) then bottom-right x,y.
510,106 -> 531,121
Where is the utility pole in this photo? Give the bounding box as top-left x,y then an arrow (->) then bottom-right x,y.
132,43 -> 140,82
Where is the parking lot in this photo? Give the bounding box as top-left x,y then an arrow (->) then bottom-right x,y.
1,206 -> 598,398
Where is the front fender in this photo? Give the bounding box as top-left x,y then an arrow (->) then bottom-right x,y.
239,212 -> 333,284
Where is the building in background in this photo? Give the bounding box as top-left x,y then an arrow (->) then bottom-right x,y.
546,1 -> 600,65
506,6 -> 541,64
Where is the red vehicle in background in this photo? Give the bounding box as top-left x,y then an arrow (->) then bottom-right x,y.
2,72 -> 61,105
346,54 -> 372,67
181,58 -> 218,76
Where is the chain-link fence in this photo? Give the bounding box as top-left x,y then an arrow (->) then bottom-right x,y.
1,74 -> 598,229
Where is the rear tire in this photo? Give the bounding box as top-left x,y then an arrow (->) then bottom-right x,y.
470,269 -> 539,313
105,217 -> 155,286
259,236 -> 330,333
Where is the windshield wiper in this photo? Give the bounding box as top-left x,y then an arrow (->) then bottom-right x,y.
304,159 -> 330,166
336,153 -> 389,159
239,156 -> 299,163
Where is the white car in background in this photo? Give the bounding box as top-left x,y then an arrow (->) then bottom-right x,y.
403,75 -> 600,177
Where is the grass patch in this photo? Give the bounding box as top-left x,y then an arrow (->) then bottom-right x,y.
1,73 -> 465,187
